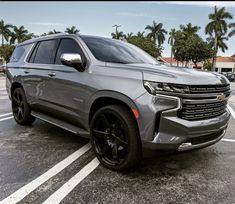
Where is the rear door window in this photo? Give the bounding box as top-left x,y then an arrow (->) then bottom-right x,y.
33,40 -> 57,64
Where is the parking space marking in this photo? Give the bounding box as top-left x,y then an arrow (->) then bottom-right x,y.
42,158 -> 100,204
222,138 -> 235,143
227,104 -> 235,119
0,143 -> 91,204
0,116 -> 13,122
0,96 -> 9,100
0,112 -> 12,118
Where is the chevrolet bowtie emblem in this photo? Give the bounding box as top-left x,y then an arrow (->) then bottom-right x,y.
217,93 -> 225,102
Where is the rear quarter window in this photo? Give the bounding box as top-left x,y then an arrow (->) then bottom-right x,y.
10,44 -> 33,62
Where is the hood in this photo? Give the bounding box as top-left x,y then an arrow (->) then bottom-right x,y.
105,62 -> 229,85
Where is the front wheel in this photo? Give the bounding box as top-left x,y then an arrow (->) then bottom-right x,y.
12,87 -> 36,125
90,105 -> 142,171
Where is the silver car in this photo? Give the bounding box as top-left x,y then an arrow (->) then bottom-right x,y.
6,34 -> 231,171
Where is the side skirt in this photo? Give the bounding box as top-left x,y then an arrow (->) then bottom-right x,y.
31,111 -> 90,138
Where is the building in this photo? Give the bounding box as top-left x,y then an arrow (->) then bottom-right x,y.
215,55 -> 235,73
160,55 -> 235,73
159,57 -> 203,68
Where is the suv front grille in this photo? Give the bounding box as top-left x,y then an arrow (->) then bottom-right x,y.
189,84 -> 230,94
178,84 -> 230,121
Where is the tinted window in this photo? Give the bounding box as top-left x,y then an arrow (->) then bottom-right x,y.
81,36 -> 158,64
55,38 -> 84,64
34,40 -> 56,64
10,44 -> 31,62
29,43 -> 39,63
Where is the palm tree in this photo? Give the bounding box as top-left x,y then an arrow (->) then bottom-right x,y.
111,30 -> 124,39
48,29 -> 61,35
145,21 -> 167,47
136,31 -> 145,38
228,22 -> 235,37
10,26 -> 29,44
205,6 -> 233,71
207,35 -> 228,53
125,32 -> 134,39
167,28 -> 177,66
65,26 -> 80,34
180,23 -> 200,36
0,19 -> 12,45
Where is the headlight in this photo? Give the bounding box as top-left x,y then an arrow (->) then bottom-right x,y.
144,81 -> 190,95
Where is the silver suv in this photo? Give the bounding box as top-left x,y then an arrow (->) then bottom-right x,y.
6,34 -> 231,171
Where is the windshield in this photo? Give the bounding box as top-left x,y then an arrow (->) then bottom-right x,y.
80,36 -> 159,64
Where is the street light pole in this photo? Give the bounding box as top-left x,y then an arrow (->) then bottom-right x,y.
112,24 -> 121,34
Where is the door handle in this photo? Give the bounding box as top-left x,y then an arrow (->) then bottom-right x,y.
24,70 -> 30,74
48,72 -> 56,77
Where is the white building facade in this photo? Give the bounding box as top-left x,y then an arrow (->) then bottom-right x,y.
160,55 -> 235,73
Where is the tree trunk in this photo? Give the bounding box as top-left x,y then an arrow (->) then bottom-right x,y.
212,35 -> 217,72
1,35 -> 4,46
170,46 -> 173,66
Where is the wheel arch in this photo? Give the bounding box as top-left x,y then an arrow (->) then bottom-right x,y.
88,91 -> 142,134
10,82 -> 23,98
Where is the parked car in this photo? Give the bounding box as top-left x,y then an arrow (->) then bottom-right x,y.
6,34 -> 231,171
226,73 -> 235,82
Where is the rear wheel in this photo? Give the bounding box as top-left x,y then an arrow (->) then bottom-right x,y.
90,105 -> 142,171
12,87 -> 36,125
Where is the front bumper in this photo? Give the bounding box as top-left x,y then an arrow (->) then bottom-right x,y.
135,92 -> 231,151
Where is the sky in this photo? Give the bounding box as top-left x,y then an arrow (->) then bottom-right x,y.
0,1 -> 235,57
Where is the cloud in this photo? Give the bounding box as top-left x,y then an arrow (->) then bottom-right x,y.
117,12 -> 176,20
28,22 -> 66,26
142,1 -> 235,8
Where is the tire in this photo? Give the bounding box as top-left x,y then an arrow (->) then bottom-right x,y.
90,105 -> 142,171
11,87 -> 36,125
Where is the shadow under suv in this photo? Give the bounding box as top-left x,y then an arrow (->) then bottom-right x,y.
6,33 -> 231,171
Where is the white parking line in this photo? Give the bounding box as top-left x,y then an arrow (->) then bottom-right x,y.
0,96 -> 9,100
227,104 -> 235,119
42,158 -> 100,204
222,138 -> 235,143
0,116 -> 13,122
0,143 -> 91,204
0,112 -> 12,118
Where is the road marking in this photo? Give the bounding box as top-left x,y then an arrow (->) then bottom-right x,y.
42,158 -> 100,204
0,143 -> 91,204
222,138 -> 235,143
0,112 -> 12,118
0,116 -> 13,122
227,104 -> 235,119
0,96 -> 9,100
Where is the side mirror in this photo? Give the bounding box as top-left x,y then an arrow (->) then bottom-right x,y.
60,53 -> 85,72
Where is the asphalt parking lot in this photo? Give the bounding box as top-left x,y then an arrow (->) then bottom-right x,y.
0,76 -> 235,204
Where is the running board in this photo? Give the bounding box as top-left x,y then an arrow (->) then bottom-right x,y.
31,111 -> 90,138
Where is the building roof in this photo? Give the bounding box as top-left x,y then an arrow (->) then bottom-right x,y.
160,57 -> 178,63
215,56 -> 235,62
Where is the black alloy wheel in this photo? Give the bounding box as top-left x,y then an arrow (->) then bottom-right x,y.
12,88 -> 35,125
90,105 -> 141,171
